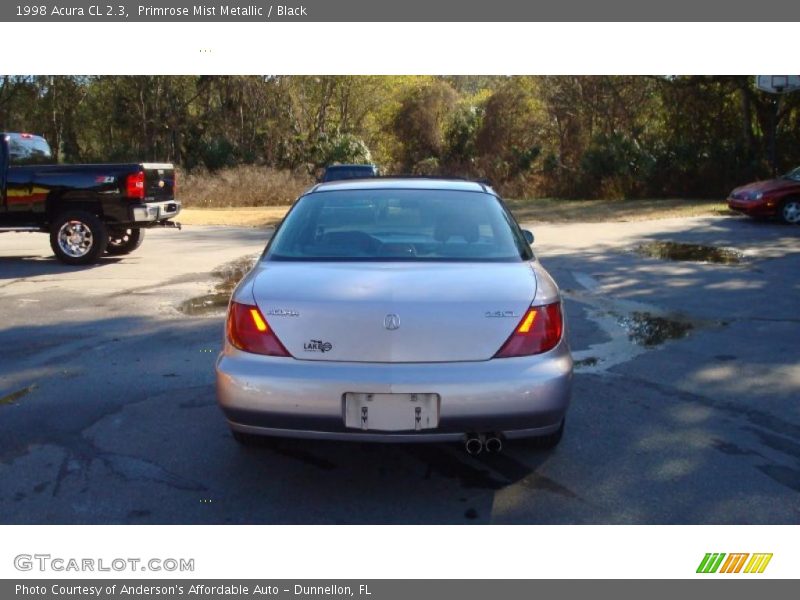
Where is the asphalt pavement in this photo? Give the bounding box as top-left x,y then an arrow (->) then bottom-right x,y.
0,216 -> 798,523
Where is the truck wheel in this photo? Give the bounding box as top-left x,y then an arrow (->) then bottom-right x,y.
106,228 -> 145,255
49,210 -> 109,265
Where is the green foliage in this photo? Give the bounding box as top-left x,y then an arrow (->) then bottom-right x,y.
313,132 -> 372,167
391,80 -> 458,170
444,105 -> 481,167
202,137 -> 238,170
411,157 -> 441,176
579,132 -> 652,198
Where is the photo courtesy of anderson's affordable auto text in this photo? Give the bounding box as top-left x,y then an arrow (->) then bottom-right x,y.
0,0 -> 798,595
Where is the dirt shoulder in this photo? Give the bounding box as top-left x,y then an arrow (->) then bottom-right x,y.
177,198 -> 731,228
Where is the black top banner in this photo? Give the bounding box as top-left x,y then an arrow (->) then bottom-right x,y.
2,0 -> 800,21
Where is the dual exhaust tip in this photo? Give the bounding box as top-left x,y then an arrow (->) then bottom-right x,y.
464,433 -> 502,455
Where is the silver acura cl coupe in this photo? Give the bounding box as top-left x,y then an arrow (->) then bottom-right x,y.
216,178 -> 572,454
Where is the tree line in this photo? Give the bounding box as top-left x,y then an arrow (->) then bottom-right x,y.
1,75 -> 798,198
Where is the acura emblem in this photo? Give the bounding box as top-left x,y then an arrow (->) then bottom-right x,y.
384,314 -> 400,330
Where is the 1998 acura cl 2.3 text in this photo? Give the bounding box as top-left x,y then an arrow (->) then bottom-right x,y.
215,179 -> 573,454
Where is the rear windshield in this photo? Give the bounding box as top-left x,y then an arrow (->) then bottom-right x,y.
4,134 -> 53,165
266,189 -> 533,262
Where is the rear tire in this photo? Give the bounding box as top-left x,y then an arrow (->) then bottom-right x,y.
49,210 -> 108,265
780,197 -> 800,225
524,419 -> 565,450
106,228 -> 145,255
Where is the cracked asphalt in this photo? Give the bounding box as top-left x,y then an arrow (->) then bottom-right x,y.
0,216 -> 798,524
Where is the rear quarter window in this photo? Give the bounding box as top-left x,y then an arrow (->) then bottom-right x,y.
5,134 -> 53,165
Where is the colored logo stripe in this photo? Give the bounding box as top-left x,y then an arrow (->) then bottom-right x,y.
744,553 -> 773,574
697,553 -> 772,574
719,553 -> 749,573
697,553 -> 726,573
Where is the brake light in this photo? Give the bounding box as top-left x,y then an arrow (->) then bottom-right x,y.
125,171 -> 145,199
494,302 -> 564,358
226,301 -> 291,357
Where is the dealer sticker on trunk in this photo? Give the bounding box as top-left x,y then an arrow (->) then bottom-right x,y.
304,339 -> 333,353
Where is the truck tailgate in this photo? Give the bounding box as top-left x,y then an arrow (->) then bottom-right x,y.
142,163 -> 176,201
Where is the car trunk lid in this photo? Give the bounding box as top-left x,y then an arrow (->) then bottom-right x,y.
252,262 -> 536,363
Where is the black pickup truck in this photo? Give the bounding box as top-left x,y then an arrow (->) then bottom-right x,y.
0,132 -> 180,265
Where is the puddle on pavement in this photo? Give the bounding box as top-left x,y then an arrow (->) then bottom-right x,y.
178,255 -> 259,316
179,293 -> 231,316
635,241 -> 743,264
565,280 -> 728,374
0,384 -> 36,405
573,357 -> 600,369
617,311 -> 694,347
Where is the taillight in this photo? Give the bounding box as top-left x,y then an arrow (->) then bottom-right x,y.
125,171 -> 145,199
226,301 -> 291,357
493,301 -> 564,358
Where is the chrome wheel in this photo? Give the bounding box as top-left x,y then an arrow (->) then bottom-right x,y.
57,220 -> 94,258
782,199 -> 800,224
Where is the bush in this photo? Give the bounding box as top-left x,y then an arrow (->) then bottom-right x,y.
444,105 -> 481,167
475,79 -> 543,183
579,132 -> 654,199
392,81 -> 458,169
320,133 -> 372,166
202,137 -> 237,170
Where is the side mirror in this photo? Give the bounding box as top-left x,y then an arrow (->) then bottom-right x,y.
522,229 -> 534,245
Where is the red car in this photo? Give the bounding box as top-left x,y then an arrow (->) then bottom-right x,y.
728,167 -> 800,224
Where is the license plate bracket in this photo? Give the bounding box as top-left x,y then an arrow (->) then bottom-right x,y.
344,393 -> 440,431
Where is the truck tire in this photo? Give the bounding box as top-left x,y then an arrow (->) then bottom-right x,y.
106,228 -> 145,255
49,210 -> 109,265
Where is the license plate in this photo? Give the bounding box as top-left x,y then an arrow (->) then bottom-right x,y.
344,393 -> 440,432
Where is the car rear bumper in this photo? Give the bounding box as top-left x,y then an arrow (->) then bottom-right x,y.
129,200 -> 181,225
216,339 -> 573,441
728,197 -> 776,217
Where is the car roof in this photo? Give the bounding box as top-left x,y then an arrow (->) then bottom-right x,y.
1,132 -> 45,138
324,164 -> 375,169
311,177 -> 490,193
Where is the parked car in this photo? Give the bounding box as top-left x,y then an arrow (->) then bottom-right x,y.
727,167 -> 800,224
216,178 -> 573,454
320,163 -> 379,182
0,132 -> 180,264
